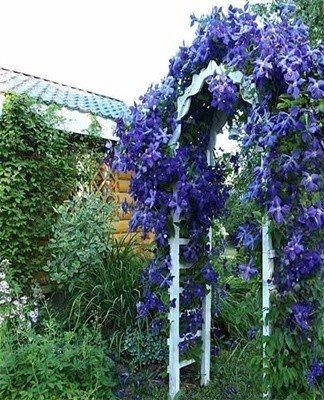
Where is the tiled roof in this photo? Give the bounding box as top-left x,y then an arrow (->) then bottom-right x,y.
0,67 -> 129,120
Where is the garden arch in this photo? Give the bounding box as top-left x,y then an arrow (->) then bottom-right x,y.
114,4 -> 324,400
167,57 -> 276,400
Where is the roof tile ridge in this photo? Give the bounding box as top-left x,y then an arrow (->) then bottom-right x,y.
0,66 -> 126,105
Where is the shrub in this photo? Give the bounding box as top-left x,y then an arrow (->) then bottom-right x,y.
44,192 -> 116,291
45,192 -> 150,347
0,258 -> 117,400
122,325 -> 167,369
0,320 -> 117,400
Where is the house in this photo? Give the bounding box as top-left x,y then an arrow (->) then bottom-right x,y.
0,66 -> 133,240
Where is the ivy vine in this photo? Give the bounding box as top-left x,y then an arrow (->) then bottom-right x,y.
0,92 -> 103,285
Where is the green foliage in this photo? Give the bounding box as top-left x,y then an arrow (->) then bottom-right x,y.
0,267 -> 117,400
148,341 -> 262,400
0,92 -> 103,284
207,341 -> 262,400
66,234 -> 150,348
222,150 -> 261,241
44,193 -> 116,290
262,281 -> 324,399
295,0 -> 324,45
0,317 -> 116,400
216,276 -> 261,340
45,192 -> 150,346
122,326 -> 167,368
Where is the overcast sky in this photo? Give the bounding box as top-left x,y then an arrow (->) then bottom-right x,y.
1,0 -> 248,105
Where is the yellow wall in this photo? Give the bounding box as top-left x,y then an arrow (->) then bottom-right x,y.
91,165 -> 153,244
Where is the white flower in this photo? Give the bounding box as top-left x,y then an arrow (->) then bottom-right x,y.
12,300 -> 21,308
0,296 -> 11,304
28,309 -> 39,324
0,280 -> 10,293
0,259 -> 10,269
220,226 -> 229,238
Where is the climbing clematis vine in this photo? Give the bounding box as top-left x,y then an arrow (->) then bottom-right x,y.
113,3 -> 324,398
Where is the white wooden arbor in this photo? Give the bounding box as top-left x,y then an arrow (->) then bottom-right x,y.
166,60 -> 275,399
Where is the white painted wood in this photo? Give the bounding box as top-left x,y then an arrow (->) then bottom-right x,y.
178,329 -> 202,342
201,285 -> 212,386
58,107 -> 118,140
200,141 -> 216,387
169,60 -> 225,146
178,238 -> 190,245
262,220 -> 274,338
168,212 -> 181,400
262,219 -> 275,399
179,359 -> 195,369
179,262 -> 193,270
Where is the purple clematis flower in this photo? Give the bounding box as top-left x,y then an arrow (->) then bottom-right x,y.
236,224 -> 256,249
307,78 -> 324,99
291,302 -> 313,331
141,143 -> 161,169
287,78 -> 305,99
303,138 -> 323,161
201,262 -> 219,283
238,258 -> 258,281
279,151 -> 300,174
254,56 -> 273,79
278,0 -> 296,15
301,172 -> 320,192
284,234 -> 304,260
268,196 -> 291,224
307,361 -> 324,384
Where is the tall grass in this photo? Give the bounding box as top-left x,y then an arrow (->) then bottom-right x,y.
216,276 -> 261,340
65,234 -> 151,348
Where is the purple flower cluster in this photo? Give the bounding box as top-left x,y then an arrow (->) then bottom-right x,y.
179,308 -> 203,352
307,360 -> 324,384
291,301 -> 313,330
113,2 -> 324,384
207,72 -> 238,114
236,223 -> 261,250
136,290 -> 165,318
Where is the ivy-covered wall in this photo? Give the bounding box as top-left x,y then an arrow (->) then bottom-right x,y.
0,92 -> 103,285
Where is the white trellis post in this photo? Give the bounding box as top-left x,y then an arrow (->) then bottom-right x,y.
167,158 -> 214,398
200,147 -> 216,387
200,288 -> 211,386
168,212 -> 181,398
262,219 -> 275,399
167,202 -> 210,399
